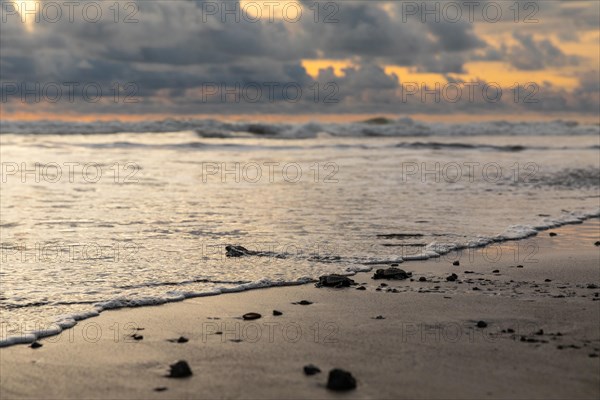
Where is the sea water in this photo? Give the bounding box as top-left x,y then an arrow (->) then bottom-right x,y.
1,119 -> 599,345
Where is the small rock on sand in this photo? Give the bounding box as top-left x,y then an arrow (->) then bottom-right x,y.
356,286 -> 366,291
452,261 -> 460,266
303,364 -> 321,375
595,241 -> 600,246
327,369 -> 357,391
154,387 -> 168,392
446,273 -> 458,282
549,232 -> 557,237
476,321 -> 488,328
242,312 -> 261,320
273,310 -> 283,316
418,277 -> 427,282
293,300 -> 313,305
492,269 -> 500,273
168,336 -> 189,343
168,361 -> 193,378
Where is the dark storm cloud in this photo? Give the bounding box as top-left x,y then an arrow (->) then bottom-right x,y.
305,1 -> 485,70
0,0 -> 597,115
506,33 -> 581,70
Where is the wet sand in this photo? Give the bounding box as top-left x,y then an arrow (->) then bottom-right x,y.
1,221 -> 599,399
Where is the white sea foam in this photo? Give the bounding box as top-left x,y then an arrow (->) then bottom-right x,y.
4,210 -> 599,348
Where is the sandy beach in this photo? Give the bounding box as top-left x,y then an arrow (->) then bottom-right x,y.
1,220 -> 599,400
2,1 -> 600,399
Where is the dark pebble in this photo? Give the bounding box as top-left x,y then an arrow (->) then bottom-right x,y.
154,387 -> 168,392
326,369 -> 357,391
375,288 -> 382,291
587,284 -> 598,289
373,315 -> 385,319
521,337 -> 541,343
446,273 -> 458,282
391,263 -> 399,267
476,321 -> 487,328
418,277 -> 427,282
589,353 -> 599,358
517,265 -> 524,268
30,342 -> 42,349
168,336 -> 189,343
452,261 -> 460,266
131,334 -> 143,341
472,287 -> 480,291
168,361 -> 193,378
356,286 -> 366,291
545,279 -> 552,282
303,364 -> 321,375
492,269 -> 500,273
535,329 -> 544,335
507,328 -> 515,333
294,300 -> 313,305
273,310 -> 283,316
464,270 -> 475,274
380,283 -> 388,287
549,232 -> 557,237
242,312 -> 262,320
595,241 -> 600,246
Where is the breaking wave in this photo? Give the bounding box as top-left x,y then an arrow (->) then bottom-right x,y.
2,118 -> 599,137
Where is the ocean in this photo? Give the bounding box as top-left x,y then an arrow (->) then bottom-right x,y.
1,118 -> 599,345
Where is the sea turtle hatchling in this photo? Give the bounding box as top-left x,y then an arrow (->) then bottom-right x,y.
315,274 -> 356,288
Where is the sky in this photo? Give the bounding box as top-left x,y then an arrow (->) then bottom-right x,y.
0,0 -> 599,122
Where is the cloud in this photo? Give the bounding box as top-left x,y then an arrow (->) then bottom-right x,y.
0,0 -> 597,117
506,33 -> 581,71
